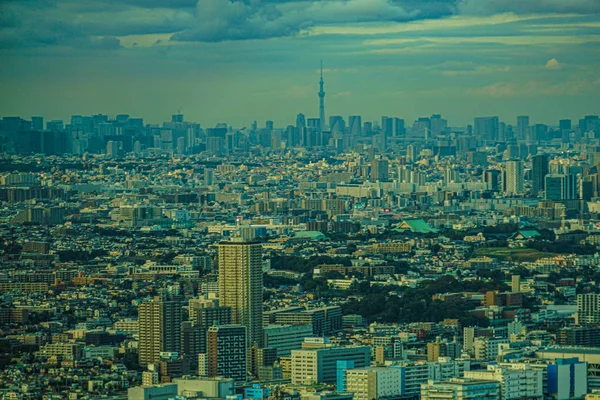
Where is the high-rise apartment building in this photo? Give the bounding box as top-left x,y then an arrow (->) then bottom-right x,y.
406,145 -> 417,163
218,239 -> 263,347
504,160 -> 524,196
138,295 -> 183,366
578,293 -> 600,325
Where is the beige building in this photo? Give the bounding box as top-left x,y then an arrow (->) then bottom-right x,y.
218,239 -> 263,347
578,293 -> 600,325
138,295 -> 182,366
291,346 -> 370,385
421,378 -> 500,400
346,367 -> 402,400
464,364 -> 543,400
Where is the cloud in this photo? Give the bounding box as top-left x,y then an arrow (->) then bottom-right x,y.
2,0 -> 600,49
171,0 -> 449,42
467,79 -> 596,97
333,91 -> 352,97
86,36 -> 122,49
0,0 -> 194,49
457,0 -> 600,15
545,58 -> 563,69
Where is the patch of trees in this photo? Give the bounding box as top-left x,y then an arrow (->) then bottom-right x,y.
526,240 -> 596,255
270,255 -> 352,274
342,275 -> 502,326
57,249 -> 108,262
264,274 -> 298,288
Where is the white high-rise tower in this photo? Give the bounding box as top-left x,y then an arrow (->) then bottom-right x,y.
319,61 -> 326,132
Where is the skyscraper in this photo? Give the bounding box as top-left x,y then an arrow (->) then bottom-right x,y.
318,61 -> 326,132
371,158 -> 389,182
560,119 -> 572,142
474,116 -> 499,141
329,116 -> 345,133
31,116 -> 43,131
516,116 -> 529,140
138,295 -> 183,366
531,154 -> 549,196
349,116 -> 362,136
429,114 -> 447,137
504,160 -> 524,196
218,239 -> 263,347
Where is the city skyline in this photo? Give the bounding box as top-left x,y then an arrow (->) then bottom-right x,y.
0,0 -> 599,126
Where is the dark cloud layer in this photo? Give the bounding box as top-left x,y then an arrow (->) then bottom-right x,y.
1,0 -> 599,48
171,0 -> 456,43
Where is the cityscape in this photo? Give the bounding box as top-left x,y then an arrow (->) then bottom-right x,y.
1,1 -> 600,400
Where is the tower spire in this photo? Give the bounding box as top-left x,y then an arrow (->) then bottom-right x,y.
318,61 -> 326,132
320,60 -> 323,80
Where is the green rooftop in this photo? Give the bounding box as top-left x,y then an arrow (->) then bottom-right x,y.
394,219 -> 439,234
294,231 -> 327,240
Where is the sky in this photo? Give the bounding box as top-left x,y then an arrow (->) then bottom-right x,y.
0,0 -> 599,128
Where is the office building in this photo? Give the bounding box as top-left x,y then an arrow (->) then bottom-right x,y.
263,324 -> 313,357
267,306 -> 342,336
560,119 -> 572,141
290,346 -> 370,385
172,377 -> 235,398
329,116 -> 345,133
207,324 -> 247,382
474,116 -> 499,141
349,115 -> 362,136
547,358 -> 588,400
138,295 -> 183,366
31,116 -> 43,131
545,174 -> 578,201
128,384 -> 177,400
430,114 -> 447,137
218,239 -> 263,347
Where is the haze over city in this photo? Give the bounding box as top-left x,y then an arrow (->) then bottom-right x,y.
1,0 -> 600,125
